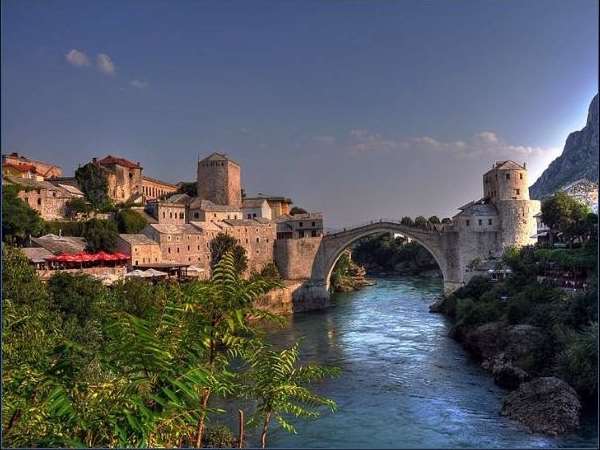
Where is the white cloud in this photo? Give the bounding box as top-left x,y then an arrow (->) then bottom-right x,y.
130,79 -> 148,89
342,128 -> 557,166
96,53 -> 116,75
65,49 -> 90,67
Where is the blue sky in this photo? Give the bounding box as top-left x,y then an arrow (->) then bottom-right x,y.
2,0 -> 598,226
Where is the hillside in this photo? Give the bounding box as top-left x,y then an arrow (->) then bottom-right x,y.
530,94 -> 599,199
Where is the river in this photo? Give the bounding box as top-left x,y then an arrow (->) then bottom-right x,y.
259,276 -> 598,448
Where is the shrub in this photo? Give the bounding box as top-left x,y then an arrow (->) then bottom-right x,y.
290,206 -> 307,215
75,162 -> 112,210
400,216 -> 413,226
116,209 -> 147,234
203,424 -> 234,448
210,233 -> 248,274
2,184 -> 45,244
260,262 -> 281,281
456,297 -> 503,328
557,322 -> 598,400
414,216 -> 428,228
506,296 -> 531,325
454,276 -> 493,300
47,272 -> 106,323
44,220 -> 85,237
82,218 -> 119,252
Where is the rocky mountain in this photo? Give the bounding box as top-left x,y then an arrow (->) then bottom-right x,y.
530,94 -> 598,199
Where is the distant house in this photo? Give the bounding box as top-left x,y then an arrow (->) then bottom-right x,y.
2,152 -> 63,179
242,198 -> 272,220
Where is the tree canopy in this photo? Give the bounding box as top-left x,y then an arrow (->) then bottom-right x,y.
289,206 -> 307,215
541,192 -> 593,244
116,208 -> 147,234
75,162 -> 111,210
82,218 -> 119,252
210,233 -> 248,274
2,184 -> 45,245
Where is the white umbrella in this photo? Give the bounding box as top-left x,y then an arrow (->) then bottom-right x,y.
144,268 -> 168,277
125,269 -> 150,278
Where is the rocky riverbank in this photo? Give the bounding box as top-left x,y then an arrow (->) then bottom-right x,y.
429,300 -> 583,436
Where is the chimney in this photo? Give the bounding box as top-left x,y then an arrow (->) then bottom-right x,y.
92,157 -> 97,163
523,162 -> 527,169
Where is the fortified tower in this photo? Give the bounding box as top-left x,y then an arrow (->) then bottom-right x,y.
196,153 -> 242,207
483,160 -> 540,248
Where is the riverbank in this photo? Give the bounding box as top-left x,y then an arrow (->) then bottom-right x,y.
429,262 -> 598,436
262,276 -> 597,448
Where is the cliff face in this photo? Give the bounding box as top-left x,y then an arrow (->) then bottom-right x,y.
530,94 -> 599,199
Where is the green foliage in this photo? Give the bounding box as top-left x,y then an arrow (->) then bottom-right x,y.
243,341 -> 340,448
47,272 -> 106,323
534,247 -> 597,271
454,275 -> 493,300
2,184 -> 45,244
428,216 -> 441,224
177,181 -> 197,197
204,424 -> 234,448
400,216 -> 413,226
75,162 -> 112,210
65,197 -> 92,219
259,262 -> 281,282
541,192 -> 593,244
289,206 -> 307,215
557,323 -> 598,399
414,216 -> 428,228
44,220 -> 85,237
455,297 -> 503,328
82,218 -> 119,252
116,208 -> 147,234
210,232 -> 248,274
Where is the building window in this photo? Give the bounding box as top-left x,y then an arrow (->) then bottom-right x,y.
135,260 -> 139,265
247,214 -> 252,219
163,212 -> 166,218
478,219 -> 482,226
299,222 -> 303,227
177,248 -> 180,253
37,198 -> 41,205
466,220 -> 470,226
187,246 -> 190,251
180,212 -> 184,219
168,247 -> 171,254
519,173 -> 523,180
194,212 -> 199,219
488,219 -> 493,225
506,173 -> 510,180
170,212 -> 173,219
253,213 -> 257,218
256,237 -> 259,243
299,231 -> 305,238
311,230 -> 317,237
214,213 -> 217,218
312,222 -> 316,227
515,189 -> 520,195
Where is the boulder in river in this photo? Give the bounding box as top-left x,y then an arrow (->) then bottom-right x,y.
462,321 -> 506,360
501,377 -> 581,435
503,325 -> 546,362
482,353 -> 530,389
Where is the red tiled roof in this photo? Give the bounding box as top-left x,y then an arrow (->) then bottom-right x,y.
96,155 -> 141,169
2,162 -> 38,173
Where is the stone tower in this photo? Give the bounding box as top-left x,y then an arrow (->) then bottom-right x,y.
483,160 -> 540,248
196,153 -> 242,207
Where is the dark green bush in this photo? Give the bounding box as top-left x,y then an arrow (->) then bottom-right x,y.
456,297 -> 503,328
116,208 -> 147,234
203,424 -> 234,448
48,272 -> 106,323
557,322 -> 598,400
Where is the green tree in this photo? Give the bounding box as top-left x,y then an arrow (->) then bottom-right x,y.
441,217 -> 452,224
2,184 -> 45,244
75,162 -> 111,210
400,216 -> 413,226
558,322 -> 598,399
176,181 -> 197,197
65,197 -> 92,219
243,342 -> 340,448
414,216 -> 428,229
428,216 -> 441,224
541,192 -> 590,245
116,208 -> 147,234
47,272 -> 106,324
289,206 -> 307,215
82,218 -> 119,252
210,232 -> 248,274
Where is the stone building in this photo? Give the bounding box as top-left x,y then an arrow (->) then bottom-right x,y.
189,199 -> 242,222
243,193 -> 292,219
242,198 -> 272,220
275,213 -> 324,239
3,176 -> 83,220
452,160 -> 540,270
116,234 -> 163,267
142,175 -> 178,200
93,155 -> 144,204
197,153 -> 242,208
2,152 -> 62,179
2,161 -> 43,180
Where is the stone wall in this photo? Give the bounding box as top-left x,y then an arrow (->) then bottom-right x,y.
142,176 -> 177,200
254,280 -> 329,315
18,185 -> 71,220
37,265 -> 127,281
497,199 -> 540,248
197,159 -> 242,207
275,237 -> 323,279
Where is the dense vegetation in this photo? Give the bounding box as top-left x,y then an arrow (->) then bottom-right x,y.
116,209 -> 148,234
439,240 -> 598,402
75,162 -> 113,211
210,233 -> 248,275
2,247 -> 339,448
352,233 -> 438,275
1,184 -> 45,245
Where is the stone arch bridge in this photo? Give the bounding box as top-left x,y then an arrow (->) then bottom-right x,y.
311,220 -> 463,295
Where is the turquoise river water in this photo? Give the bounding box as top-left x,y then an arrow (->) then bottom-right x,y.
256,276 -> 598,448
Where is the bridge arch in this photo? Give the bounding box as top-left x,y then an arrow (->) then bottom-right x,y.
316,222 -> 460,294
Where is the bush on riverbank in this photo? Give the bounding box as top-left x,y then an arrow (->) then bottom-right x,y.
2,246 -> 340,448
438,245 -> 598,405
